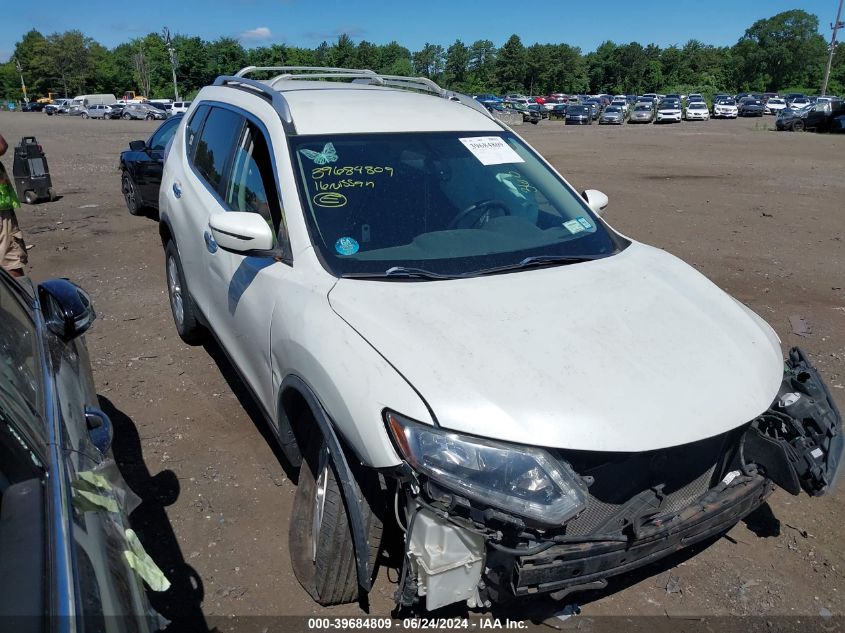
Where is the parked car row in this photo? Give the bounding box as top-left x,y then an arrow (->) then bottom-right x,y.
27,98 -> 190,121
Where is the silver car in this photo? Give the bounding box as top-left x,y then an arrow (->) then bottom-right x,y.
120,102 -> 167,121
628,102 -> 655,123
86,104 -> 113,119
599,105 -> 625,124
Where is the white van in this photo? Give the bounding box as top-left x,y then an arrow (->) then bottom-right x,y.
70,94 -> 118,112
170,101 -> 192,115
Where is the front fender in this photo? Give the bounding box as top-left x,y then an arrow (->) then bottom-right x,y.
271,289 -> 434,469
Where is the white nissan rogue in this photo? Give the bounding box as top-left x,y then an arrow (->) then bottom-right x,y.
159,67 -> 842,611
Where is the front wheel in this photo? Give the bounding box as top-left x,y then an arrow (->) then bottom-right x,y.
122,112 -> 132,120
164,241 -> 206,345
793,120 -> 805,132
290,416 -> 383,606
81,112 -> 89,119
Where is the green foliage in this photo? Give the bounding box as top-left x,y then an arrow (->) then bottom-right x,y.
495,35 -> 526,92
732,10 -> 827,92
2,11 -> 843,101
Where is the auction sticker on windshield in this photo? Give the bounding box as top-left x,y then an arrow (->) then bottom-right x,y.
459,136 -> 525,166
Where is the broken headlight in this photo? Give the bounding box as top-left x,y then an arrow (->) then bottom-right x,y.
386,411 -> 586,525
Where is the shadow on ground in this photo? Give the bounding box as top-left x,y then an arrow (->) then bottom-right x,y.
100,395 -> 211,633
201,338 -> 298,482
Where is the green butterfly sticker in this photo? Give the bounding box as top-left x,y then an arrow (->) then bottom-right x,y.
300,142 -> 338,165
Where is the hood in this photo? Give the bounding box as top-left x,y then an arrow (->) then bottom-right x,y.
328,242 -> 784,452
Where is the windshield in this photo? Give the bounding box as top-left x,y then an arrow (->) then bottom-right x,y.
634,104 -> 651,111
604,107 -> 621,113
568,106 -> 588,114
291,132 -> 621,278
689,103 -> 707,109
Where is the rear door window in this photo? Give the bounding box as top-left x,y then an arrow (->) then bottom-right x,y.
192,107 -> 244,195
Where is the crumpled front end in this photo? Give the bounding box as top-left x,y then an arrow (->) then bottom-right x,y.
391,347 -> 842,610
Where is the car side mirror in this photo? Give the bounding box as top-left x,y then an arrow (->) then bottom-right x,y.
209,212 -> 279,257
38,279 -> 96,341
129,140 -> 146,151
582,189 -> 609,216
84,406 -> 113,454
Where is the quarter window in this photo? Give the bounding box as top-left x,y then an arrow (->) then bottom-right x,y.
185,104 -> 210,160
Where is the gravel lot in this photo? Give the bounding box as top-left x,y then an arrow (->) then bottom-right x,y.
1,111 -> 843,630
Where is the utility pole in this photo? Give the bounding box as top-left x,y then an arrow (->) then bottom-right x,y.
821,0 -> 844,96
14,58 -> 29,103
163,27 -> 180,102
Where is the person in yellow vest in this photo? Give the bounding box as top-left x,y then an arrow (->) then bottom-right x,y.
0,134 -> 28,278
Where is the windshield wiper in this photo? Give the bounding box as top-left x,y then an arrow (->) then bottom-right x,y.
472,254 -> 608,276
343,266 -> 461,280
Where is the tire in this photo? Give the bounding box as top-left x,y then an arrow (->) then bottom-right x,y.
81,112 -> 89,119
289,413 -> 383,606
24,190 -> 37,205
122,171 -> 143,216
793,120 -> 805,132
48,187 -> 57,202
123,112 -> 132,120
145,113 -> 153,120
164,241 -> 206,345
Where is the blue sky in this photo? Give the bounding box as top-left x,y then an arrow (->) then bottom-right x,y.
2,0 -> 837,62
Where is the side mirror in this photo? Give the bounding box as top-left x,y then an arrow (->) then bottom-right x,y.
582,189 -> 609,216
129,140 -> 146,151
208,212 -> 277,256
84,406 -> 113,454
38,279 -> 96,341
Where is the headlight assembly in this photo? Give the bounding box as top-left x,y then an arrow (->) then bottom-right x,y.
385,411 -> 586,526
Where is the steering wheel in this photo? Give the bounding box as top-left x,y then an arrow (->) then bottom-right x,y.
448,199 -> 511,230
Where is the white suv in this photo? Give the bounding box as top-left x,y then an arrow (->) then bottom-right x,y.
159,67 -> 842,612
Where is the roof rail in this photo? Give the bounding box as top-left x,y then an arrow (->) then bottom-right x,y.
212,74 -> 295,132
235,66 -> 377,79
226,66 -> 494,122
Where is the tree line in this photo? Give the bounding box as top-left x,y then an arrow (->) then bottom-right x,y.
1,9 -> 842,102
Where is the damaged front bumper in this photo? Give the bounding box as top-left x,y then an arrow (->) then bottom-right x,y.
486,473 -> 771,601
396,348 -> 842,610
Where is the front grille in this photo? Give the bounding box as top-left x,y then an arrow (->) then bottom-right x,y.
558,432 -> 733,536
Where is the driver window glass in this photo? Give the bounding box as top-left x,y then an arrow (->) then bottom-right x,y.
0,280 -> 44,434
149,119 -> 179,151
224,122 -> 289,251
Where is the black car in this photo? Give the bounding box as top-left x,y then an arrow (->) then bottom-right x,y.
548,102 -> 568,120
565,104 -> 592,125
119,114 -> 182,215
775,105 -> 812,131
0,270 -> 159,630
21,101 -> 45,112
107,103 -> 126,119
805,98 -> 845,132
738,98 -> 764,117
584,99 -> 602,120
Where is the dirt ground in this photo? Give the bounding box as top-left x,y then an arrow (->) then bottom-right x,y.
1,111 -> 843,630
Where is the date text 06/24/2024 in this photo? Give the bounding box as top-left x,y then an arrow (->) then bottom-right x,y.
307,618 -> 529,630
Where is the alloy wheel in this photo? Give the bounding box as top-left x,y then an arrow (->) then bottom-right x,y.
167,255 -> 184,327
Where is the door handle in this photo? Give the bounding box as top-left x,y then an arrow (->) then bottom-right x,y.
204,230 -> 218,253
172,182 -> 182,198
